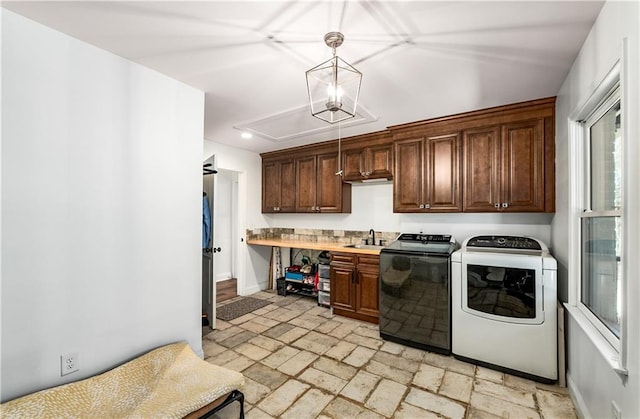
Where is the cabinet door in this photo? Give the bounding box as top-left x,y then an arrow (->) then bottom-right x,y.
367,143 -> 393,179
316,152 -> 343,212
330,263 -> 356,312
355,263 -> 379,322
342,149 -> 366,181
394,138 -> 424,212
262,160 -> 282,213
501,119 -> 545,211
279,159 -> 296,212
296,155 -> 317,212
425,133 -> 461,211
463,126 -> 501,211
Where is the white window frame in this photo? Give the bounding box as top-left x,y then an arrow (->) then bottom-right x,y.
567,57 -> 629,380
578,87 -> 622,350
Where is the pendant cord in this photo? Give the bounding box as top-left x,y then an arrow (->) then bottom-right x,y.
335,122 -> 343,176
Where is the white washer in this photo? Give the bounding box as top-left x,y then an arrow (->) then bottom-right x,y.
452,235 -> 557,382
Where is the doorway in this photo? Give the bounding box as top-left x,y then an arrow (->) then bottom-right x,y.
213,168 -> 238,303
202,157 -> 240,330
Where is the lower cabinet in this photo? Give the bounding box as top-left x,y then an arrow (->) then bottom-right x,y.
330,252 -> 379,324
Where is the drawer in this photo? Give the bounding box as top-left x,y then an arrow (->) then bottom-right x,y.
318,290 -> 330,306
318,278 -> 330,292
331,252 -> 356,264
357,255 -> 380,266
318,263 -> 330,278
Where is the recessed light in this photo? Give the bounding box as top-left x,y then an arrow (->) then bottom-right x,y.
241,132 -> 253,139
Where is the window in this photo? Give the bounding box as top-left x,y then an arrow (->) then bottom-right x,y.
579,87 -> 622,348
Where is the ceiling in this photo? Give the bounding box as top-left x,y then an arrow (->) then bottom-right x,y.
3,1 -> 604,153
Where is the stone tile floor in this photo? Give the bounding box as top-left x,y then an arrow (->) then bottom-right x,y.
203,291 -> 576,419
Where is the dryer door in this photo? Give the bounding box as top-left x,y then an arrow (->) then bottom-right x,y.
461,252 -> 545,325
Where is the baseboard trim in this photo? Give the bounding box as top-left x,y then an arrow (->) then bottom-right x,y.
566,371 -> 588,419
241,284 -> 263,296
194,346 -> 204,359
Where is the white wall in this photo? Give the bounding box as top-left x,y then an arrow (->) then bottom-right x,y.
552,1 -> 640,418
1,10 -> 204,402
263,182 -> 552,247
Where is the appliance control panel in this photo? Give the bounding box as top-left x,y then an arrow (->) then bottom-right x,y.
398,233 -> 453,243
466,235 -> 542,250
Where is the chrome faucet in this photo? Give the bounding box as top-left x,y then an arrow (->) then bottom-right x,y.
369,229 -> 376,246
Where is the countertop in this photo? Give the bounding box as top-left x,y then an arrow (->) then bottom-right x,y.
246,239 -> 382,255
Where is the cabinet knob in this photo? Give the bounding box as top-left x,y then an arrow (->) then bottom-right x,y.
502,202 -> 509,208
425,204 -> 431,209
494,203 -> 500,209
419,204 -> 425,209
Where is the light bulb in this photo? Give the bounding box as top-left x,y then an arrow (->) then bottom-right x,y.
326,83 -> 343,112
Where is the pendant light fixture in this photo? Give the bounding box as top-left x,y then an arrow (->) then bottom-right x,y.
306,32 -> 362,124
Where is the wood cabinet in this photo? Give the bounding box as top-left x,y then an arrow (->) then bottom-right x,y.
262,151 -> 351,214
390,97 -> 555,213
463,118 -> 546,212
342,143 -> 393,181
330,252 -> 379,324
261,97 -> 555,214
296,152 -> 351,213
393,132 -> 461,212
262,158 -> 295,213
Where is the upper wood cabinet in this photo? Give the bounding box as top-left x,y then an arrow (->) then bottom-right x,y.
261,97 -> 555,214
262,158 -> 295,213
393,132 -> 461,212
296,152 -> 351,213
342,143 -> 393,181
463,118 -> 547,212
390,97 -> 555,213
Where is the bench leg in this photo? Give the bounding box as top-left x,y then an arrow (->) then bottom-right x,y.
199,390 -> 245,419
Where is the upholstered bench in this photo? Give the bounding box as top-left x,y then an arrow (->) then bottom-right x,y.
1,342 -> 245,419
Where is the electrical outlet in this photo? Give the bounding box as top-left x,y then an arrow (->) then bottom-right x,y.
612,401 -> 622,419
60,352 -> 79,376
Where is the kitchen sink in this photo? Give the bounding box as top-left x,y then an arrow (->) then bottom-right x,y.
342,244 -> 385,250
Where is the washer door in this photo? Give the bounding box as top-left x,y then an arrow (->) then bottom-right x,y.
461,252 -> 544,325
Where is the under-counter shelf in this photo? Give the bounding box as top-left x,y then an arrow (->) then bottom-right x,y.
283,278 -> 315,295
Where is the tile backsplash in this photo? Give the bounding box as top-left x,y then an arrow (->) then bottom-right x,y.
247,228 -> 399,247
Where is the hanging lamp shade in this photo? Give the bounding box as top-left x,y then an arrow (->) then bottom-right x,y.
306,32 -> 362,124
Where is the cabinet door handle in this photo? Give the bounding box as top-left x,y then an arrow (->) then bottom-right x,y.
494,203 -> 500,209
419,204 -> 425,209
502,202 -> 509,208
425,204 -> 431,209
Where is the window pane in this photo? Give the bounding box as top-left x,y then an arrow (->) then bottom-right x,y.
589,101 -> 621,211
581,216 -> 621,337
